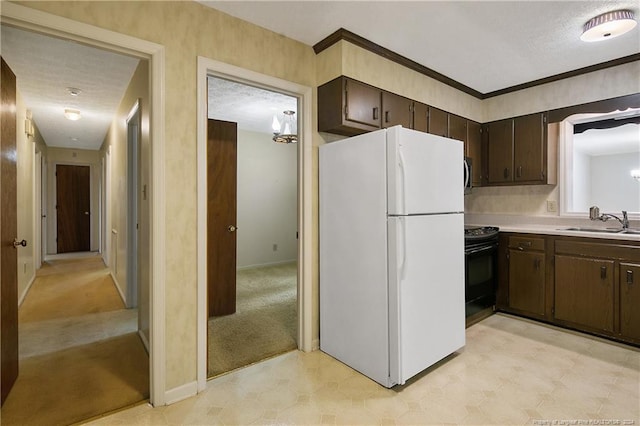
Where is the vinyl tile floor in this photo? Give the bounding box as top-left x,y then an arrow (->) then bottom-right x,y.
86,313 -> 640,425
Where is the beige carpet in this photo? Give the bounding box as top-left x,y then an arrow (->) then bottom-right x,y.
1,255 -> 149,426
208,262 -> 297,377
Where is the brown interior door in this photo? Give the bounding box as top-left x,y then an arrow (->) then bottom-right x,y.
56,164 -> 90,253
1,57 -> 19,406
207,119 -> 237,317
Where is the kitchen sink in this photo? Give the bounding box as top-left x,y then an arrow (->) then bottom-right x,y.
561,227 -> 624,233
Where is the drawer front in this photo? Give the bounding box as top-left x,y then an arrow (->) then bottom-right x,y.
508,236 -> 545,251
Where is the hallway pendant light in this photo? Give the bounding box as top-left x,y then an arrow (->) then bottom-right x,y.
64,108 -> 82,121
272,110 -> 298,144
581,10 -> 637,42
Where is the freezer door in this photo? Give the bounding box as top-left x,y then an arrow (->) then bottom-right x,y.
388,213 -> 465,385
387,126 -> 464,215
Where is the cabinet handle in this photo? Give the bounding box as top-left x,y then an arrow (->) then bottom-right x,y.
503,168 -> 510,179
385,110 -> 390,123
600,266 -> 607,280
517,166 -> 522,178
627,270 -> 634,285
373,107 -> 379,121
534,258 -> 540,270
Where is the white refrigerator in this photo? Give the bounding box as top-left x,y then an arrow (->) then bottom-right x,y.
319,125 -> 465,387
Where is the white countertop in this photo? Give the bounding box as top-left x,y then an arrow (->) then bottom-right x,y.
465,214 -> 640,241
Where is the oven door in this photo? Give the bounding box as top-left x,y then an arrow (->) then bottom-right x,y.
465,241 -> 497,316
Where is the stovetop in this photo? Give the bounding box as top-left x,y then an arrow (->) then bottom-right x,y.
464,225 -> 500,241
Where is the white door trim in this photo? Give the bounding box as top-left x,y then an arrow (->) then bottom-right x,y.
196,56 -> 313,391
0,3 -> 168,406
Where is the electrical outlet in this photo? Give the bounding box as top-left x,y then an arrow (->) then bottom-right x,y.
272,243 -> 278,252
546,200 -> 558,213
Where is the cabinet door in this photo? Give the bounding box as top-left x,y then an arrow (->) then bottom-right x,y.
555,255 -> 614,332
382,92 -> 413,129
487,119 -> 513,184
467,121 -> 482,186
428,106 -> 448,137
345,79 -> 381,128
448,114 -> 467,144
508,250 -> 545,316
514,113 -> 545,182
620,263 -> 640,341
412,102 -> 428,133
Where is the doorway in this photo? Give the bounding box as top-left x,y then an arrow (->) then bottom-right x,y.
0,2 -> 165,410
196,57 -> 313,389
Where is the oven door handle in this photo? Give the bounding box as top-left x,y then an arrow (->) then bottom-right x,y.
465,243 -> 498,256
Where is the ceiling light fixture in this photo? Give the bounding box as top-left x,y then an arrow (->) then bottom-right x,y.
64,108 -> 82,121
581,10 -> 637,42
67,87 -> 82,96
631,169 -> 640,182
272,110 -> 298,144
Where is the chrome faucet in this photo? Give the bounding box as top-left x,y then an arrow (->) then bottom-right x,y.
589,206 -> 629,230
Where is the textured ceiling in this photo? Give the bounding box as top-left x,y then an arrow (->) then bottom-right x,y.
0,25 -> 140,150
208,76 -> 297,134
201,0 -> 640,95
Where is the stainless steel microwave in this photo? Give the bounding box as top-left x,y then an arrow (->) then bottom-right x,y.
464,157 -> 472,194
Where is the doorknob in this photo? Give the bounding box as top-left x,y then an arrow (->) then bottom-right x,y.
227,225 -> 238,233
13,238 -> 27,248
84,211 -> 90,215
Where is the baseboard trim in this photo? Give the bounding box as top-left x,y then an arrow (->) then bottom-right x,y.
164,381 -> 198,405
110,271 -> 127,306
18,274 -> 36,307
236,259 -> 297,271
138,329 -> 150,353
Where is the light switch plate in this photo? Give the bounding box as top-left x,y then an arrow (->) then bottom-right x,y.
547,200 -> 558,212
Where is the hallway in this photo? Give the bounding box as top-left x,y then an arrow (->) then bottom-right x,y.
1,254 -> 149,425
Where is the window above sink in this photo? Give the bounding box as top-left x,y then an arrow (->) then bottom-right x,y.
559,107 -> 640,219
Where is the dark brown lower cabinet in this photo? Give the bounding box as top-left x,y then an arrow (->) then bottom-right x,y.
620,263 -> 640,341
554,255 -> 614,333
508,250 -> 545,316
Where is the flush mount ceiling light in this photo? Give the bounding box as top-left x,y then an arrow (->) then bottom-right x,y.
64,108 -> 81,121
581,10 -> 637,42
272,110 -> 298,144
67,87 -> 82,96
631,169 -> 640,182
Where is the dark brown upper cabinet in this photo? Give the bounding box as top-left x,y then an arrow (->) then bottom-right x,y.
318,76 -> 381,136
382,92 -> 413,129
428,106 -> 448,138
486,118 -> 514,185
466,120 -> 483,187
412,102 -> 428,133
486,112 -> 553,186
448,114 -> 467,143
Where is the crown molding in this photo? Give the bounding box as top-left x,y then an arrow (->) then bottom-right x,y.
314,28 -> 640,100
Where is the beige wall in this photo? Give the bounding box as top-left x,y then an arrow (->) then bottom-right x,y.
101,59 -> 150,342
45,147 -> 101,254
16,90 -> 35,301
18,0 -> 317,391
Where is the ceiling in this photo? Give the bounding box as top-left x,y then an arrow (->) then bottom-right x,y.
208,76 -> 297,134
0,25 -> 140,150
201,0 -> 640,95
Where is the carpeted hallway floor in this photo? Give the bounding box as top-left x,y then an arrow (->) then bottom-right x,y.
208,261 -> 298,377
1,254 -> 149,426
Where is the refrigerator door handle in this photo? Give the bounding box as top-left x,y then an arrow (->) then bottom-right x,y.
399,217 -> 407,280
398,148 -> 406,215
